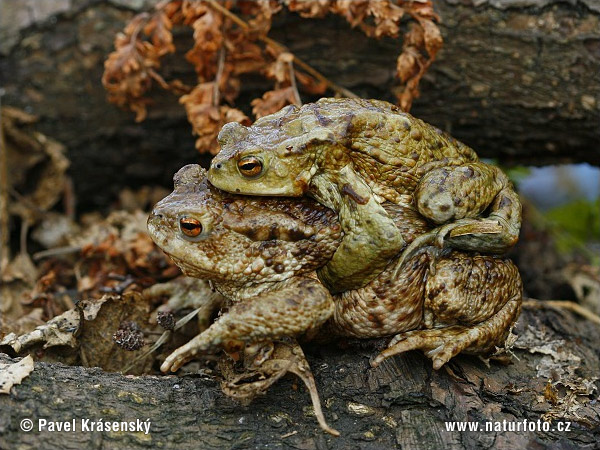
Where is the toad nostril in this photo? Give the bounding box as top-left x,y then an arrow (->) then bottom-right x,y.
214,163 -> 222,169
151,209 -> 164,219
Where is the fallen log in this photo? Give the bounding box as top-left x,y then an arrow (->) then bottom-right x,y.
1,306 -> 598,449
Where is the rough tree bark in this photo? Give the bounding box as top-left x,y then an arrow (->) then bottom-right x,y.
1,307 -> 599,449
1,2 -> 599,447
0,0 -> 599,211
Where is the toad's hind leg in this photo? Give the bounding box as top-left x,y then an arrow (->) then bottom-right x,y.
374,253 -> 522,369
399,163 -> 521,269
161,277 -> 334,373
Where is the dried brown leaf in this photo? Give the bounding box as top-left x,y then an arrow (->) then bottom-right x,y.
0,355 -> 34,394
396,49 -> 419,83
251,87 -> 297,118
419,18 -> 443,58
286,0 -> 332,18
330,0 -> 370,28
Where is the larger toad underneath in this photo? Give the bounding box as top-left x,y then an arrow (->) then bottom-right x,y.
149,165 -> 522,376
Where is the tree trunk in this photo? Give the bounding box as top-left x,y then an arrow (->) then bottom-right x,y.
0,0 -> 599,211
1,306 -> 599,449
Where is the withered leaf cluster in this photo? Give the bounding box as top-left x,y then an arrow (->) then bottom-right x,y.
102,0 -> 442,153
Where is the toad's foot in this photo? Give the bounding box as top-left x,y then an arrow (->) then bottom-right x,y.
161,277 -> 334,373
395,218 -> 505,272
371,327 -> 481,370
220,339 -> 339,436
371,294 -> 521,370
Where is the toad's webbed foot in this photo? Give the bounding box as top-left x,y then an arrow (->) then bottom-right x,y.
395,218 -> 505,272
372,326 -> 483,370
372,295 -> 519,370
220,339 -> 339,436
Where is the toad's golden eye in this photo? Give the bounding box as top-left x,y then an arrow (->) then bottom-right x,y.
179,217 -> 202,238
237,156 -> 263,178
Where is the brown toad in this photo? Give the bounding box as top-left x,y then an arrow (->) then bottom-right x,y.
148,165 -> 522,379
208,98 -> 521,292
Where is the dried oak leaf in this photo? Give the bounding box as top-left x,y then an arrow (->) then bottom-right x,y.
329,0 -> 370,28
143,10 -> 175,53
3,107 -> 70,225
181,83 -> 250,153
185,9 -> 223,78
265,51 -> 295,83
225,37 -> 266,76
78,293 -> 153,374
286,0 -> 332,18
251,87 -> 298,119
418,18 -> 443,58
102,9 -> 179,121
0,308 -> 81,353
239,0 -> 281,34
396,47 -> 419,83
0,355 -> 34,395
368,0 -> 405,38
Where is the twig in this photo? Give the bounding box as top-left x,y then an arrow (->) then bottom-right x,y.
205,0 -> 358,99
0,97 -> 9,275
288,62 -> 302,106
20,218 -> 28,255
523,299 -> 600,325
63,176 -> 76,220
213,45 -> 226,106
33,245 -> 81,261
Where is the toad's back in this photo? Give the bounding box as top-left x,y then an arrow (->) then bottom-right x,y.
308,98 -> 479,202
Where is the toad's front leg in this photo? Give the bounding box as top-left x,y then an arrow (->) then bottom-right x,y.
313,166 -> 405,293
161,277 -> 334,373
399,163 -> 521,269
374,252 -> 522,369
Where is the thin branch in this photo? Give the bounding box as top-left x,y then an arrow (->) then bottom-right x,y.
205,0 -> 358,99
523,299 -> 600,326
0,99 -> 9,274
213,45 -> 226,106
288,62 -> 302,106
33,246 -> 82,261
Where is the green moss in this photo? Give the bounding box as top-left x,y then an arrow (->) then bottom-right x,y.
544,198 -> 600,263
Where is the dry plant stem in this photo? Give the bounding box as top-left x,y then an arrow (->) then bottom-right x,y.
32,246 -> 82,261
0,104 -> 9,274
19,221 -> 28,255
523,299 -> 600,325
288,62 -> 302,106
205,0 -> 358,99
213,46 -> 226,106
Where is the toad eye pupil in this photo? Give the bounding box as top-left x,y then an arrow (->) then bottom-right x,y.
237,157 -> 263,177
179,217 -> 202,237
